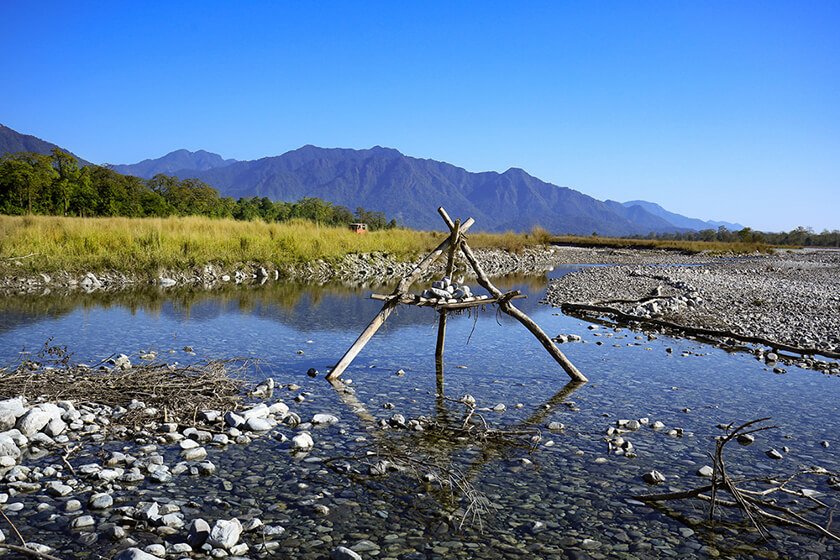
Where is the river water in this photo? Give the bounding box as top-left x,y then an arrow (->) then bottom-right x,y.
0,267 -> 838,559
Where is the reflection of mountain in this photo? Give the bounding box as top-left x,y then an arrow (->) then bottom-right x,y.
0,272 -> 559,338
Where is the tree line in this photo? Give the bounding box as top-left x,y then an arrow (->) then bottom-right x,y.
0,150 -> 397,230
635,225 -> 840,248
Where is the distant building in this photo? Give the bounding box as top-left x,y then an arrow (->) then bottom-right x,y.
349,222 -> 368,234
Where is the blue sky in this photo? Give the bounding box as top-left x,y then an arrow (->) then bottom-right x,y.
2,1 -> 838,232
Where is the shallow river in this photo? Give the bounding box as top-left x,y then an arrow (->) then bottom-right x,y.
0,267 -> 838,559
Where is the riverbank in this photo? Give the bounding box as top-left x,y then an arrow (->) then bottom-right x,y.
543,248 -> 840,372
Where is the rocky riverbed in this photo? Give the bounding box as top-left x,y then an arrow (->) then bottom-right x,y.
2,354 -> 838,560
543,248 -> 840,372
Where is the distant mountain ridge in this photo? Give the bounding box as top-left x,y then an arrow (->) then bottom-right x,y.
110,149 -> 237,178
621,200 -> 743,231
173,145 -> 684,235
0,124 -> 91,166
0,123 -> 744,235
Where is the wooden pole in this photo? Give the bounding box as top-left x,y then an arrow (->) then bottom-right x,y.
327,298 -> 398,380
436,207 -> 587,383
435,311 -> 447,366
435,218 -> 461,368
459,239 -> 588,382
327,214 -> 475,380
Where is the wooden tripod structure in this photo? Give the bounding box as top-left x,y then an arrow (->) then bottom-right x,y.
326,207 -> 587,383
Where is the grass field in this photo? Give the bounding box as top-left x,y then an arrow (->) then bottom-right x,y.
551,235 -> 771,255
0,215 -> 560,274
0,215 -> 769,275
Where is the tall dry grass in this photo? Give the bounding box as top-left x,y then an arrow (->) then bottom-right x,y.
0,216 -> 441,273
551,235 -> 771,254
0,215 -> 768,276
0,215 -> 555,274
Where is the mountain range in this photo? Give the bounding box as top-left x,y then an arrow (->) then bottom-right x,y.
1,123 -> 742,234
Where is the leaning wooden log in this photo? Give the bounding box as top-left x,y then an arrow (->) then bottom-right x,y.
327,298 -> 399,380
327,216 -> 475,380
561,301 -> 840,361
436,208 -> 587,383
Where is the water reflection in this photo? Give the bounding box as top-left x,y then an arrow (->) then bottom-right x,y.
0,267 -> 838,558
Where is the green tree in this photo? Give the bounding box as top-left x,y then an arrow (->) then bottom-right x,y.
0,152 -> 57,214
50,149 -> 81,215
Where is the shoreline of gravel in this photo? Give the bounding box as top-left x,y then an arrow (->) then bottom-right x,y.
542,248 -> 840,370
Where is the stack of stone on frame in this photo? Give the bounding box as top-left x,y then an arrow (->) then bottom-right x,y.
421,276 -> 488,305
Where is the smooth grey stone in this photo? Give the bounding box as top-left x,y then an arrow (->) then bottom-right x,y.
89,492 -> 114,509
209,518 -> 242,549
697,465 -> 714,477
331,546 -> 363,560
187,518 -> 211,548
71,515 -> 96,529
643,470 -> 666,484
112,547 -> 160,560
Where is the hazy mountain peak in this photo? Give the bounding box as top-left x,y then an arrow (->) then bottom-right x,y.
110,149 -> 238,178
622,199 -> 744,231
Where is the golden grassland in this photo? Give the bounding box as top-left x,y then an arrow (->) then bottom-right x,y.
0,215 -> 557,274
551,235 -> 772,255
0,215 -> 768,275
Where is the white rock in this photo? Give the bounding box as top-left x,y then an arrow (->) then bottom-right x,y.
331,546 -> 363,560
311,414 -> 339,425
187,518 -> 211,548
245,417 -> 273,432
71,515 -> 95,529
89,492 -> 114,509
181,447 -> 208,461
268,402 -> 289,416
291,432 -> 314,451
0,433 -> 21,459
224,411 -> 245,428
241,404 -> 270,421
113,547 -> 161,560
0,398 -> 27,429
209,518 -> 242,549
16,408 -> 51,436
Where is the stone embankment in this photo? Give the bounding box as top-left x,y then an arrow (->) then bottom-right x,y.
0,246 -> 569,296
543,248 -> 840,372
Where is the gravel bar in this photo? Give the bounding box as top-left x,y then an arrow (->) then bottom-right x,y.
543,248 -> 840,366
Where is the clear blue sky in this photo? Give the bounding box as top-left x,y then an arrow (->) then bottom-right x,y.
2,1 -> 838,232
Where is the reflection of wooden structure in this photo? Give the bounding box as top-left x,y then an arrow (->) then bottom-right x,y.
327,207 -> 587,383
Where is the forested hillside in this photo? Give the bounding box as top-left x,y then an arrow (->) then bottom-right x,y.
0,150 -> 396,229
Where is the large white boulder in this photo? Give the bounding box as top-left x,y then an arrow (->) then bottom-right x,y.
209,518 -> 242,549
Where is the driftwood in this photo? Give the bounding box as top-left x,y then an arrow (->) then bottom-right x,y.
561,301 -> 840,361
438,208 -> 587,382
635,418 -> 840,543
0,544 -> 63,560
329,206 -> 587,382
